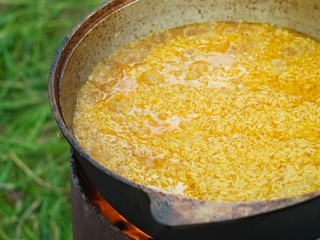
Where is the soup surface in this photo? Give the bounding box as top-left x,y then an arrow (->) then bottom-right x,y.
73,22 -> 320,201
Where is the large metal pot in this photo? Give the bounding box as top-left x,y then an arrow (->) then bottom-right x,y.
49,0 -> 320,239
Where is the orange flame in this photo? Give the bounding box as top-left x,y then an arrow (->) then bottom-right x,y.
80,169 -> 153,240
90,191 -> 153,240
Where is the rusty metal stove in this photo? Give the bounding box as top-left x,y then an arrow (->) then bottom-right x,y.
70,149 -> 153,240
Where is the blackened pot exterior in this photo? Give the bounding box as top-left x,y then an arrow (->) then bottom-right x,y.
74,146 -> 320,240
49,0 -> 320,239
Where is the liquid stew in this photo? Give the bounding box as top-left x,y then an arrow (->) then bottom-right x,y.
73,22 -> 320,201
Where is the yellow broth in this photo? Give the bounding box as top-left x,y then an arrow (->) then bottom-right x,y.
73,22 -> 320,201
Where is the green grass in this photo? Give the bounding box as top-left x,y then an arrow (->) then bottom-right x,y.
0,0 -> 103,239
2,1 -> 320,240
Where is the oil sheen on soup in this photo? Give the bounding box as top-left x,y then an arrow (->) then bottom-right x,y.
73,22 -> 320,202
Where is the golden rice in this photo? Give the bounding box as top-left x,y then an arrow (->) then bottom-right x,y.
73,22 -> 320,201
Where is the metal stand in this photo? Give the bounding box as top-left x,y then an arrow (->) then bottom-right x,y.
70,150 -> 133,240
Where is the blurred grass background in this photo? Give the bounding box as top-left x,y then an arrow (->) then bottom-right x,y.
0,0 -> 103,239
2,1 -> 320,240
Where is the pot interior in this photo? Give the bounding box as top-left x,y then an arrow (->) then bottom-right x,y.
57,0 -> 320,131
